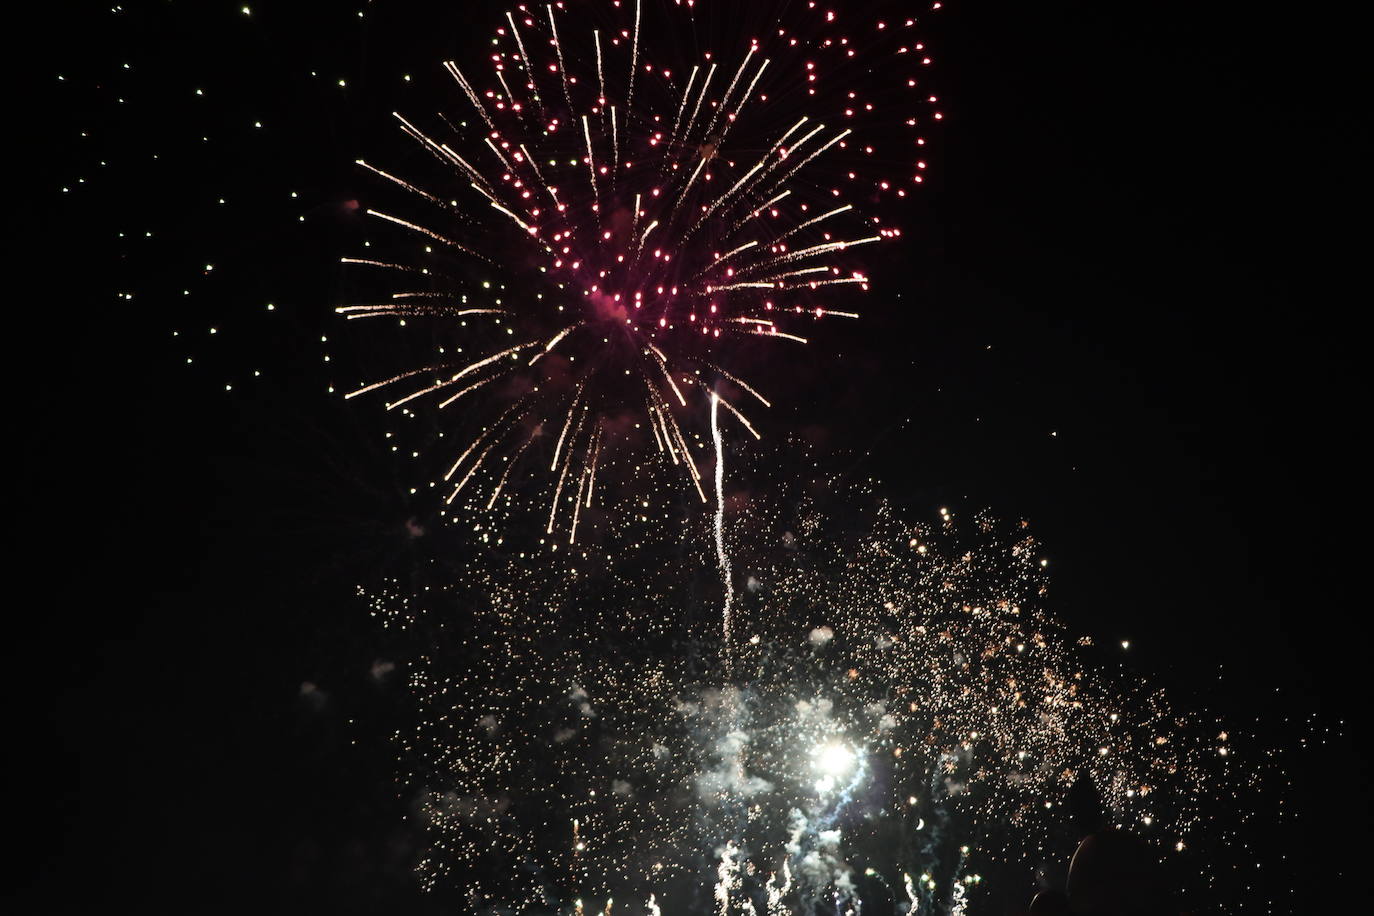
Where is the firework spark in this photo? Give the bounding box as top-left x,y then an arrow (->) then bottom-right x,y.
361,456 -> 1275,913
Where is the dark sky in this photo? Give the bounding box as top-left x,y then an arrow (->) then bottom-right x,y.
19,1 -> 1367,911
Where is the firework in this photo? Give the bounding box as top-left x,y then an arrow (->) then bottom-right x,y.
339,1 -> 941,537
363,458 -> 1266,913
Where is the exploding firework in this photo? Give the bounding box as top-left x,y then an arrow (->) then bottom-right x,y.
362,458 -> 1268,914
338,1 -> 942,538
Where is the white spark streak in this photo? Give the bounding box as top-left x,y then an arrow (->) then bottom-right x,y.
365,209 -> 485,260
627,0 -> 642,112
712,392 -> 736,660
442,62 -> 495,130
355,159 -> 448,208
582,115 -> 600,199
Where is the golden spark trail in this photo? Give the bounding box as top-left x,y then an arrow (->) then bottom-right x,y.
487,423 -> 542,509
392,112 -> 468,171
714,58 -> 769,148
529,323 -> 581,366
635,218 -> 659,256
700,360 -> 772,407
344,365 -> 445,400
445,147 -> 495,192
386,370 -> 490,411
546,5 -> 576,117
448,342 -> 537,385
680,62 -> 718,150
761,127 -> 855,199
504,11 -> 540,105
774,204 -> 854,244
546,407 -> 585,533
442,397 -> 533,481
672,156 -> 708,217
493,68 -> 523,126
355,159 -> 449,208
436,374 -> 499,410
716,266 -> 835,288
725,189 -> 791,239
482,136 -> 516,173
584,425 -> 603,508
610,105 -> 619,179
647,400 -> 667,454
518,143 -> 559,205
445,440 -> 498,503
334,305 -> 503,320
766,234 -> 883,265
754,327 -> 808,344
627,0 -> 641,112
582,115 -> 599,199
668,65 -> 700,153
489,200 -> 537,235
705,46 -> 757,140
365,209 -> 486,260
704,240 -> 759,273
719,118 -> 813,215
701,384 -> 760,440
338,257 -> 428,275
442,62 -> 495,130
594,29 -> 605,105
803,276 -> 868,289
569,457 -> 589,543
683,156 -> 766,240
649,400 -> 677,463
551,383 -> 588,471
646,344 -> 687,406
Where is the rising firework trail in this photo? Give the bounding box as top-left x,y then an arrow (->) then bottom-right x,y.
712,390 -> 735,668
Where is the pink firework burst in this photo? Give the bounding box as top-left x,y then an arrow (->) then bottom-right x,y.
340,0 -> 944,540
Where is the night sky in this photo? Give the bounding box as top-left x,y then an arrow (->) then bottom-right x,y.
19,1 -> 1367,911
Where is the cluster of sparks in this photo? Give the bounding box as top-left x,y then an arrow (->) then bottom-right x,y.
364,465 -> 1270,913
340,0 -> 942,538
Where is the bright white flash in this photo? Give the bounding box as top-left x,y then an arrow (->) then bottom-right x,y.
813,742 -> 857,792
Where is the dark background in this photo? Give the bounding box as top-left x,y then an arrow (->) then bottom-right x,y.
17,0 -> 1366,911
